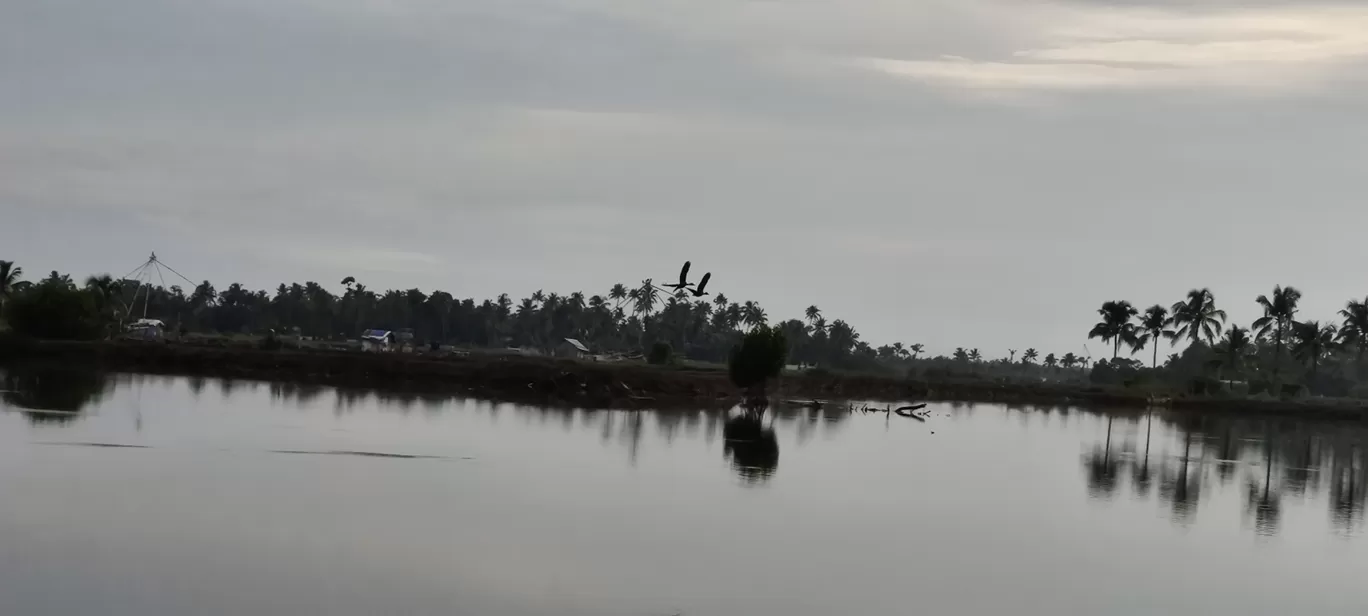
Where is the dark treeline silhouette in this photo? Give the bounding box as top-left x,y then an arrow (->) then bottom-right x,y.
0,260 -> 924,372
7,259 -> 1368,401
1087,286 -> 1368,397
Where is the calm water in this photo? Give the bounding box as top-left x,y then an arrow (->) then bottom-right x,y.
3,369 -> 1368,615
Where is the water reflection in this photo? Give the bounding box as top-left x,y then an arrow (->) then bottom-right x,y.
11,369 -> 1368,540
0,366 -> 111,425
723,414 -> 780,484
1080,410 -> 1368,537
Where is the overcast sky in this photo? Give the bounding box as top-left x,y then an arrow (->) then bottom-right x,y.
4,0 -> 1368,358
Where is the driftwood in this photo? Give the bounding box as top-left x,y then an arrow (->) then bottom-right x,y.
894,403 -> 928,421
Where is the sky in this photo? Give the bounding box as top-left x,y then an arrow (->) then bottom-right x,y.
4,0 -> 1368,359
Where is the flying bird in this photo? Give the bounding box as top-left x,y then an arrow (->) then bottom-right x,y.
689,273 -> 712,298
662,261 -> 693,294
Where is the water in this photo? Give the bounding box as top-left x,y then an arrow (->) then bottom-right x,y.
3,369 -> 1368,615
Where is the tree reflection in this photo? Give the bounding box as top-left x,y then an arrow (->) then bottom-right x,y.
1245,425 -> 1282,537
1,366 -> 111,425
1328,445 -> 1367,534
1131,412 -> 1155,498
1159,418 -> 1202,525
1084,416 -> 1120,500
723,413 -> 779,485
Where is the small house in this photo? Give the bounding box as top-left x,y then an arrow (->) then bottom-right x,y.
360,329 -> 394,352
557,338 -> 590,359
126,319 -> 165,340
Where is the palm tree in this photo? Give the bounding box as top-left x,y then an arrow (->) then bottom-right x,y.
85,275 -> 126,335
1023,348 -> 1039,364
609,283 -> 628,310
1133,305 -> 1174,368
953,347 -> 968,362
1171,288 -> 1226,346
968,348 -> 982,363
1213,326 -> 1252,383
713,293 -> 729,313
631,280 -> 658,317
1253,285 -> 1301,376
908,343 -> 924,359
1089,300 -> 1139,359
1292,320 -> 1337,383
0,260 -> 23,311
1337,297 -> 1368,365
741,301 -> 768,330
1044,353 -> 1058,370
804,305 -> 821,327
1007,349 -> 1017,363
1061,352 -> 1078,371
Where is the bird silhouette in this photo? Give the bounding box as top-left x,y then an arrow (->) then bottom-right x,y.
689,272 -> 712,297
662,261 -> 693,293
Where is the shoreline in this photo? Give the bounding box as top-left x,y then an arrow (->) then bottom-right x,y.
3,339 -> 1367,419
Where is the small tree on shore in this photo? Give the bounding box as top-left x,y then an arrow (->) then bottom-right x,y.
728,325 -> 788,405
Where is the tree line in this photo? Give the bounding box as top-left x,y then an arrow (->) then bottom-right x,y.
1087,286 -> 1368,396
0,260 -> 922,371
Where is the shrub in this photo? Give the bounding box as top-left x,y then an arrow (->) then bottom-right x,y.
647,342 -> 673,365
3,285 -> 102,340
728,325 -> 788,393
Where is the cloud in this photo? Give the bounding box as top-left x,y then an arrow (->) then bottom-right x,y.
856,3 -> 1368,93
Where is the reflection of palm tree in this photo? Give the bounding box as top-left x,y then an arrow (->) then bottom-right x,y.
2,367 -> 111,425
1329,446 -> 1367,534
1246,425 -> 1282,537
1132,411 -> 1155,497
723,414 -> 779,484
1162,420 -> 1203,524
1085,416 -> 1120,500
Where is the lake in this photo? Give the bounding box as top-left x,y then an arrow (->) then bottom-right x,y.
2,369 -> 1368,615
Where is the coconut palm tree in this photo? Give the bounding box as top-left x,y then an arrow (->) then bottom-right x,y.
1292,320 -> 1338,383
908,343 -> 924,359
0,260 -> 23,311
741,301 -> 768,330
1061,352 -> 1078,371
804,305 -> 821,327
1023,348 -> 1039,364
1253,285 -> 1301,376
1089,300 -> 1139,359
631,279 -> 658,317
953,347 -> 968,362
968,348 -> 982,363
1213,326 -> 1253,383
1007,349 -> 1017,363
1044,353 -> 1058,370
1133,305 -> 1175,368
1171,288 -> 1225,346
1337,296 -> 1368,364
609,283 -> 628,310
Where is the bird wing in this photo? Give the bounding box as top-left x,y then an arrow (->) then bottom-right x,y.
678,261 -> 691,286
695,272 -> 711,293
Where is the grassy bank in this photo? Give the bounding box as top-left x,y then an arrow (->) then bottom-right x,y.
2,338 -> 1367,418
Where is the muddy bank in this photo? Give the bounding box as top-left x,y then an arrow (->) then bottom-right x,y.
2,339 -> 1366,417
